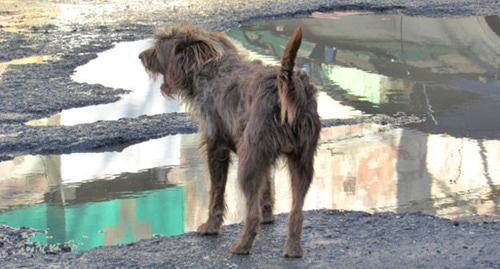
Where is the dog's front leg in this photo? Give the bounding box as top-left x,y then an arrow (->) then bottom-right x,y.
197,144 -> 230,235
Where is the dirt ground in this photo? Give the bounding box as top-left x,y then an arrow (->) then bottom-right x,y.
1,0 -> 500,268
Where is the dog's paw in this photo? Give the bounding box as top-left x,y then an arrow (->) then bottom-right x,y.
283,240 -> 304,258
197,222 -> 219,235
229,240 -> 251,255
261,207 -> 275,224
261,214 -> 275,224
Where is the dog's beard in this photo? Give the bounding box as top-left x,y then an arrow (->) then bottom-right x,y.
160,82 -> 178,98
144,68 -> 161,80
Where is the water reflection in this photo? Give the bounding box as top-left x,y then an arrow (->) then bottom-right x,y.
1,125 -> 499,250
28,36 -> 357,126
226,14 -> 500,139
37,39 -> 181,126
1,14 -> 500,251
0,134 -> 188,251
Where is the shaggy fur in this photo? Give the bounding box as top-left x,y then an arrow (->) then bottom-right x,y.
139,25 -> 321,257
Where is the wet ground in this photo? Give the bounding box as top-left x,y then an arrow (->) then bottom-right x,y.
2,210 -> 499,268
0,1 -> 499,160
1,0 -> 500,268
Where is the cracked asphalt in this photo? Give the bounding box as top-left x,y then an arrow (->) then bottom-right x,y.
1,0 -> 500,268
2,210 -> 500,268
1,0 -> 500,160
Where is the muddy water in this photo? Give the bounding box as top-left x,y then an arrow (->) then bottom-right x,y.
1,14 -> 500,251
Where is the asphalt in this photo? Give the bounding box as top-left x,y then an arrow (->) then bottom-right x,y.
1,0 -> 500,268
2,210 -> 500,268
1,0 -> 500,161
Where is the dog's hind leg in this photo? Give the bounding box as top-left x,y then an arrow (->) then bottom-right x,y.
260,168 -> 275,224
230,141 -> 276,254
283,148 -> 315,258
197,144 -> 230,235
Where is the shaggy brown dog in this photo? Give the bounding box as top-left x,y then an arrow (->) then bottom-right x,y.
139,25 -> 320,257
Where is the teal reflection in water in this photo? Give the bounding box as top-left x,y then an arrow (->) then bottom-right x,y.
0,186 -> 184,251
226,14 -> 500,139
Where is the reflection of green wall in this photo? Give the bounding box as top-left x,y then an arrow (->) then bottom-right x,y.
226,29 -> 314,58
0,204 -> 50,245
226,28 -> 386,105
136,187 -> 184,238
64,200 -> 120,250
0,186 -> 184,252
321,64 -> 384,105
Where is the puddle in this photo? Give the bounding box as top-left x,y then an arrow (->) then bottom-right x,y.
25,37 -> 359,126
0,134 -> 187,251
1,14 -> 500,251
26,39 -> 182,126
0,126 -> 498,251
226,15 -> 500,138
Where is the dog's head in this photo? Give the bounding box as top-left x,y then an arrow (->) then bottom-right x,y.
139,26 -> 227,97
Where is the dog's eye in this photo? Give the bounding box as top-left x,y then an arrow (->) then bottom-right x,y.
174,45 -> 185,54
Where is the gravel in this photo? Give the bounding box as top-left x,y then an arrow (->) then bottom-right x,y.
2,210 -> 499,268
1,1 -> 499,268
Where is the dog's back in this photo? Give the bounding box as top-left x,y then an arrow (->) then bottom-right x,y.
228,26 -> 320,154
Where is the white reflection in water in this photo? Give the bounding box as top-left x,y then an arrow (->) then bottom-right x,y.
2,14 -> 500,252
62,39 -> 180,126
0,135 -> 182,186
37,36 -> 363,127
169,126 -> 500,231
0,125 -> 499,233
60,135 -> 181,183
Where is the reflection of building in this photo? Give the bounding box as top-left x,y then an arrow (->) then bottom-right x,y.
228,15 -> 500,139
224,15 -> 500,218
0,134 -> 187,251
0,186 -> 183,251
168,124 -> 500,225
1,14 -> 500,252
234,15 -> 500,76
296,126 -> 499,218
1,120 -> 499,251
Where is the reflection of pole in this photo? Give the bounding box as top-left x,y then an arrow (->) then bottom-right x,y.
42,154 -> 67,245
400,16 -> 403,64
478,140 -> 498,215
422,84 -> 438,125
400,16 -> 409,77
43,155 -> 65,205
46,204 -> 66,246
497,63 -> 500,91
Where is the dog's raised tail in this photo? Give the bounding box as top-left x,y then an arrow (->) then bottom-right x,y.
278,25 -> 302,125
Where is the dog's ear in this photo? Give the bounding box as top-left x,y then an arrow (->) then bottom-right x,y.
157,28 -> 223,91
173,29 -> 224,72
